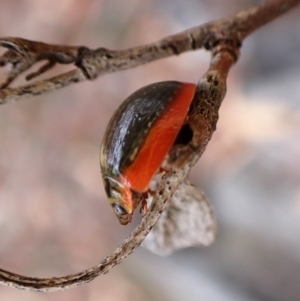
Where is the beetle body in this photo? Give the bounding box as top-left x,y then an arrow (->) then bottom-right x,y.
100,81 -> 197,224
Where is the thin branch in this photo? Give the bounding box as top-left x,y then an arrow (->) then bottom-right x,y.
0,47 -> 234,292
0,171 -> 180,292
0,0 -> 298,104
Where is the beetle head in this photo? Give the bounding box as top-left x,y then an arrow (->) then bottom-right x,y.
103,176 -> 135,225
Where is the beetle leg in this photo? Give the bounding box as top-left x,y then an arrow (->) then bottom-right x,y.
140,198 -> 148,216
139,189 -> 155,216
159,167 -> 168,175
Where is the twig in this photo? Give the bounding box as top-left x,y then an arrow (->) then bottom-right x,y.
0,0 -> 298,104
0,170 -> 184,292
0,0 -> 298,292
0,47 -> 234,292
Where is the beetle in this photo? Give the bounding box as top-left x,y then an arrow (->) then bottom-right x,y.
100,81 -> 198,225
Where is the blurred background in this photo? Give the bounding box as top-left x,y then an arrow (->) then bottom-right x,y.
0,0 -> 299,300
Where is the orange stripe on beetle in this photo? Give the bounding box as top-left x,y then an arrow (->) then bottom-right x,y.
121,83 -> 196,192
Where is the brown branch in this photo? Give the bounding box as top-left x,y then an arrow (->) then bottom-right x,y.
0,0 -> 298,104
0,171 -> 183,292
0,0 -> 298,292
0,47 -> 234,292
